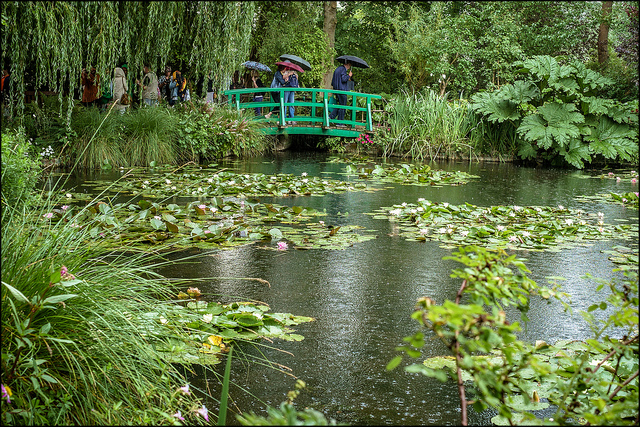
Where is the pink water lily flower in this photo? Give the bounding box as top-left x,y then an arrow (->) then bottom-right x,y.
277,241 -> 288,250
632,178 -> 637,184
43,212 -> 54,219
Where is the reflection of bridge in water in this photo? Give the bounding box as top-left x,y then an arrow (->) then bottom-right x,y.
224,88 -> 383,138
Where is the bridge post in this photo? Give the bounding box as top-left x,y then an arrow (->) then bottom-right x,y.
279,89 -> 286,127
367,97 -> 373,131
323,93 -> 329,127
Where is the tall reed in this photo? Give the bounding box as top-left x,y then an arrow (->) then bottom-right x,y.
380,89 -> 478,162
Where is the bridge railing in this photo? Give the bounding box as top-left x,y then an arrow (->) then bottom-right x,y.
223,87 -> 383,131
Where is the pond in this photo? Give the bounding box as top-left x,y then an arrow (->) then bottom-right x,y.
54,150 -> 638,425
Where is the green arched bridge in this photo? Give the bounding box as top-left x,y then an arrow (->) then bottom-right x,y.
223,88 -> 383,138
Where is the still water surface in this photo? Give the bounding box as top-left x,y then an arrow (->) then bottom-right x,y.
67,151 -> 638,425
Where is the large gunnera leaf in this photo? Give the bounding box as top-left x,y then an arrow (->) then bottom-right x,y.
469,92 -> 520,123
518,102 -> 584,149
515,56 -> 559,82
502,81 -> 540,104
558,137 -> 592,169
585,116 -> 638,161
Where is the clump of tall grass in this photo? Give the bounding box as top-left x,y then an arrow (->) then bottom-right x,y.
120,106 -> 179,167
69,105 -> 127,170
1,196 -> 216,425
379,89 -> 477,161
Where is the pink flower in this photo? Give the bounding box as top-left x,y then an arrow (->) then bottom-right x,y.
1,384 -> 11,404
61,205 -> 69,210
43,212 -> 54,219
173,410 -> 184,421
616,177 -> 621,182
632,178 -> 637,184
277,241 -> 288,250
180,384 -> 191,395
198,204 -> 206,209
196,405 -> 209,422
608,172 -> 614,177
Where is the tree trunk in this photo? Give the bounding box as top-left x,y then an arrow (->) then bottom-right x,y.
322,1 -> 337,89
598,1 -> 613,64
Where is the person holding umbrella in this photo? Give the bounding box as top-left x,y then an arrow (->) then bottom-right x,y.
329,61 -> 352,124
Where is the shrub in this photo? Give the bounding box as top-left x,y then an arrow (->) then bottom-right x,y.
470,55 -> 639,168
1,128 -> 41,211
119,106 -> 178,167
172,100 -> 267,163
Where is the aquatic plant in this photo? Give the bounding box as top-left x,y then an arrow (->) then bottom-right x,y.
342,161 -> 479,187
370,199 -> 638,252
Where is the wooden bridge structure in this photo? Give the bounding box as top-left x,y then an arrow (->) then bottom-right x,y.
223,87 -> 383,138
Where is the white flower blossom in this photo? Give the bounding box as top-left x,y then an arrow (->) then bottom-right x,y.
202,314 -> 213,323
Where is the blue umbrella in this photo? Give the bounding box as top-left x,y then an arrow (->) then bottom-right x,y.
242,61 -> 272,72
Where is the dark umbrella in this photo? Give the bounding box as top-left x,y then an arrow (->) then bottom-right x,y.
242,61 -> 272,72
279,54 -> 312,71
275,61 -> 304,73
336,55 -> 370,69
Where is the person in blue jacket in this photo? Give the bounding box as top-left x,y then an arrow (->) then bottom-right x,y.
329,61 -> 352,123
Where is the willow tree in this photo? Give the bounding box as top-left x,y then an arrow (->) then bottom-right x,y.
1,1 -> 254,122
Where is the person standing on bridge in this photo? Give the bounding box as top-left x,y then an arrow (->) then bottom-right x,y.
329,61 -> 352,125
283,66 -> 298,125
265,64 -> 288,120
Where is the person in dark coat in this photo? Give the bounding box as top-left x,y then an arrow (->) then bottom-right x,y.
265,64 -> 288,119
329,61 -> 352,123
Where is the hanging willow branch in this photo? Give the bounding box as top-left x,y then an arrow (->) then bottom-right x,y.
0,1 -> 254,123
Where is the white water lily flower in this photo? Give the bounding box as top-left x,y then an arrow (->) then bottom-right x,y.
497,225 -> 505,231
558,205 -> 564,209
513,205 -> 521,211
401,202 -> 407,207
207,178 -> 214,183
410,209 -> 417,214
159,316 -> 168,324
143,181 -> 149,185
66,193 -> 72,198
443,202 -> 449,208
419,229 -> 429,235
535,207 -> 542,213
598,212 -> 604,218
460,230 -> 469,237
522,231 -> 531,238
322,180 -> 328,185
565,219 -> 573,225
171,186 -> 176,190
302,172 -> 308,176
165,179 -> 171,184
417,207 -> 424,212
202,314 -> 213,323
418,198 -> 425,202
229,180 -> 235,185
509,235 -> 519,242
142,185 -> 147,189
390,209 -> 402,216
198,187 -> 203,192
438,228 -> 447,234
302,178 -> 309,183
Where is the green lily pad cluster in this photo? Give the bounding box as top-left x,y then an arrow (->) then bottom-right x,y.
574,191 -> 639,209
40,197 -> 375,251
602,245 -> 639,271
342,162 -> 479,187
369,199 -> 638,251
141,299 -> 314,365
77,167 -> 374,199
587,169 -> 638,182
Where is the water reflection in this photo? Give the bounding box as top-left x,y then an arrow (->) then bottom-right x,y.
58,152 -> 638,425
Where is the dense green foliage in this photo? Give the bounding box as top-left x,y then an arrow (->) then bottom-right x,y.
388,246 -> 639,425
469,55 -> 639,168
1,128 -> 41,211
251,2 -> 333,89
